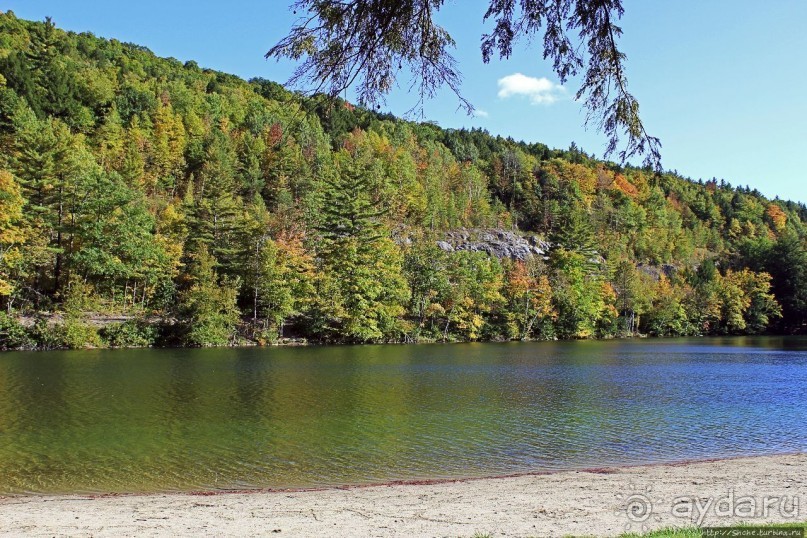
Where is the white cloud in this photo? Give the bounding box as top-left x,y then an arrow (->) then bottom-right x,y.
497,73 -> 565,105
474,108 -> 489,118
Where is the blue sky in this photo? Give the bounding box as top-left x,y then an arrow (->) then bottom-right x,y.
3,1 -> 806,203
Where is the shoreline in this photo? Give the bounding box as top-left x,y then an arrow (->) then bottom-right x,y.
3,332 -> 805,354
1,453 -> 804,537
2,451 -> 802,499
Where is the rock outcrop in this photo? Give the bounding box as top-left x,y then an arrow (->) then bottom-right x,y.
436,229 -> 550,261
636,263 -> 677,281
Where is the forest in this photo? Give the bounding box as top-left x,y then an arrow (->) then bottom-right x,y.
0,11 -> 806,350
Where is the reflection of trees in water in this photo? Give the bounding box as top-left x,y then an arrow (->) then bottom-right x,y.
1,342 -> 806,493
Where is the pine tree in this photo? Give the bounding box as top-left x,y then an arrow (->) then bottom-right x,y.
312,150 -> 408,342
180,245 -> 241,347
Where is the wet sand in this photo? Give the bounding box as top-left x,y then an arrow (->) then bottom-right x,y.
0,454 -> 804,537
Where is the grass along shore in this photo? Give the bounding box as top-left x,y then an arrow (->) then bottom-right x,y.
618,522 -> 806,537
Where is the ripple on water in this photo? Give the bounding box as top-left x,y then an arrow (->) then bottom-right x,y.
0,338 -> 806,493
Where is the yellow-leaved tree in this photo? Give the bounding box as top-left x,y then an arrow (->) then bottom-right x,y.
0,170 -> 26,299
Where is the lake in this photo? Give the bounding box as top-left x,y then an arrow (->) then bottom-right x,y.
0,337 -> 805,495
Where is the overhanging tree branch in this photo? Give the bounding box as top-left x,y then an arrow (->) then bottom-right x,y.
269,0 -> 661,168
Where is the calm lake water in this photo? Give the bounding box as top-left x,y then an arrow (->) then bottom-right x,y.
0,337 -> 805,495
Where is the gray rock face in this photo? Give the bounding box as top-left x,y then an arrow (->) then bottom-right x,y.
637,263 -> 677,281
439,229 -> 549,261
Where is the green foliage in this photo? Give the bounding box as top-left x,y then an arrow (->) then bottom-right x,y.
100,319 -> 158,348
402,239 -> 451,341
311,150 -> 410,342
550,248 -> 616,339
179,246 -> 241,347
0,312 -> 32,349
645,276 -> 691,337
61,279 -> 100,316
41,279 -> 106,349
442,251 -> 505,341
57,318 -> 104,349
251,232 -> 315,341
29,317 -> 62,350
617,521 -> 807,538
609,259 -> 654,335
0,13 -> 804,348
748,233 -> 807,331
24,315 -> 104,350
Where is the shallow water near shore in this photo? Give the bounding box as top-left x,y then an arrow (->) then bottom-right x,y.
0,337 -> 805,495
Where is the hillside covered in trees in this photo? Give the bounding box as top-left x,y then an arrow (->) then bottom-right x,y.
1,12 -> 806,350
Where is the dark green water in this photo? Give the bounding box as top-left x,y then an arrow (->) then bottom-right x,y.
0,337 -> 805,495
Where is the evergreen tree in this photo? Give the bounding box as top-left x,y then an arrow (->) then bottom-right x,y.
754,234 -> 807,331
179,245 -> 241,347
0,13 -> 804,347
311,150 -> 409,342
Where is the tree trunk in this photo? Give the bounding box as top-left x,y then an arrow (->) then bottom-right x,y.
443,305 -> 455,342
54,187 -> 63,293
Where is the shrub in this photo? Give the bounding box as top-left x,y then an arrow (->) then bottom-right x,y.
0,312 -> 33,350
59,319 -> 104,349
30,318 -> 63,350
101,319 -> 158,348
30,317 -> 103,350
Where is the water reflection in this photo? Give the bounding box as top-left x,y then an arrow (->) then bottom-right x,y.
0,337 -> 805,494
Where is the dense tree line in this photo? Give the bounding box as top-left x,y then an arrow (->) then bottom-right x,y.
0,12 -> 804,349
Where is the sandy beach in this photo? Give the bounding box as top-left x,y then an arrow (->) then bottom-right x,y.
0,454 -> 804,537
